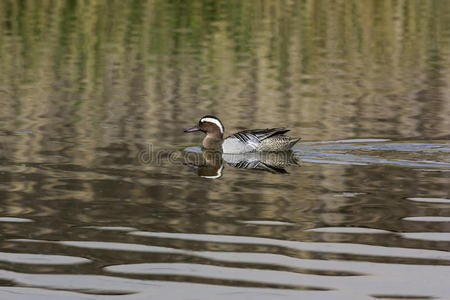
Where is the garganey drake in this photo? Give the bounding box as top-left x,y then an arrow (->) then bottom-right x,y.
184,115 -> 301,153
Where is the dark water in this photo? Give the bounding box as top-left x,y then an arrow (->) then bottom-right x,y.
1,1 -> 450,299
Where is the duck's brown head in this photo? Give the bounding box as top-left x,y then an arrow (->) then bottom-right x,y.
184,115 -> 224,139
184,116 -> 224,150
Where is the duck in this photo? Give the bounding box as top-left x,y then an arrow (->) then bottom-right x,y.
184,115 -> 301,153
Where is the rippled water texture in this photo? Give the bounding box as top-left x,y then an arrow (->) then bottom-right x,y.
0,1 -> 449,299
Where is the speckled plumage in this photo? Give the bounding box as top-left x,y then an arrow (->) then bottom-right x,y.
224,128 -> 300,153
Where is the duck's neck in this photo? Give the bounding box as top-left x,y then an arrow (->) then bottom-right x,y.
203,134 -> 223,151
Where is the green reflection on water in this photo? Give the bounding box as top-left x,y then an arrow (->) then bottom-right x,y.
0,0 -> 448,144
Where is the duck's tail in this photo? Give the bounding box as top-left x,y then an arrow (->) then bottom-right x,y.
289,137 -> 301,149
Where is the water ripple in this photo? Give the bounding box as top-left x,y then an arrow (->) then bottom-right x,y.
0,274 -> 375,300
400,233 -> 450,242
407,198 -> 450,204
105,262 -> 332,289
0,217 -> 33,223
305,227 -> 392,234
237,220 -> 297,226
402,217 -> 450,222
129,232 -> 450,261
0,252 -> 90,265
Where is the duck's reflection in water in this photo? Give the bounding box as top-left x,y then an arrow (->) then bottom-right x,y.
185,149 -> 300,178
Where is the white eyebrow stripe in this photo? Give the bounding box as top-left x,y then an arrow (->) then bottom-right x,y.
200,117 -> 224,134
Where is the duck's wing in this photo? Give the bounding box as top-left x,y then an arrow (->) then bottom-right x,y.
230,128 -> 289,143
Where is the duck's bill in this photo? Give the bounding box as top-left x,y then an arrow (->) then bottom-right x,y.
184,125 -> 202,133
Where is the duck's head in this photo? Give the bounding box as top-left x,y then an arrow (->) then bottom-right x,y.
184,115 -> 224,139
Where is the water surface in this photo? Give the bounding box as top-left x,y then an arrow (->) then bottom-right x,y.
0,1 -> 449,299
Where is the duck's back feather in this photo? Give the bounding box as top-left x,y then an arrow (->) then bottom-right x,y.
230,128 -> 289,143
223,127 -> 300,153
